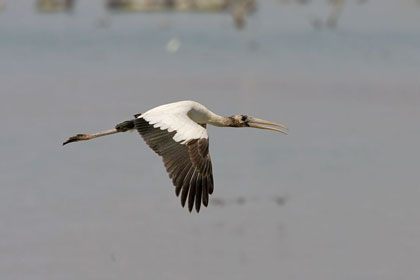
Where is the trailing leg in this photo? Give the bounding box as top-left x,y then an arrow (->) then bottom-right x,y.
63,119 -> 136,146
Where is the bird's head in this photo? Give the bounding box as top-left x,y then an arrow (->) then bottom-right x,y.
228,115 -> 288,134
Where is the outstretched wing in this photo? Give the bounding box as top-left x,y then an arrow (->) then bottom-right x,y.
134,117 -> 214,212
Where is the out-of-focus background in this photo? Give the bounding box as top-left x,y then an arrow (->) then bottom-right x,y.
1,1 -> 420,279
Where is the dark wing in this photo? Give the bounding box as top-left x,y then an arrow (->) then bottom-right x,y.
134,117 -> 214,212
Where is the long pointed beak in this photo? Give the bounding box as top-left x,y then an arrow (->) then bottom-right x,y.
247,117 -> 288,135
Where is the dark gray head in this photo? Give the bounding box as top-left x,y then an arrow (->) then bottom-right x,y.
228,115 -> 251,127
228,115 -> 288,134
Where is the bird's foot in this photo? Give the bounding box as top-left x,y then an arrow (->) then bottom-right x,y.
63,134 -> 92,145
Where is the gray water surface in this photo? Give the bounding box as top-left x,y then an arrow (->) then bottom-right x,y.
1,1 -> 420,279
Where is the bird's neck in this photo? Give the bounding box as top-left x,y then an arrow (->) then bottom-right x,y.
187,102 -> 232,127
206,113 -> 232,127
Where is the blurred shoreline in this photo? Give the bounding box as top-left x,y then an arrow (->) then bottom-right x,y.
1,1 -> 420,280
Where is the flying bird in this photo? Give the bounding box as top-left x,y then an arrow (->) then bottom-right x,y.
63,100 -> 288,212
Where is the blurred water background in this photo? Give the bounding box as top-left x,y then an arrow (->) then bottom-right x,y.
1,1 -> 420,279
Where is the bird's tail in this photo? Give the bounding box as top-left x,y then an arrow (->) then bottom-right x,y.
115,119 -> 136,132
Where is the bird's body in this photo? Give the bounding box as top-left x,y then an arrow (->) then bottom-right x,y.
63,100 -> 287,213
141,101 -> 212,143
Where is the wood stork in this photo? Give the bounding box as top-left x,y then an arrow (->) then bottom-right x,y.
63,100 -> 288,213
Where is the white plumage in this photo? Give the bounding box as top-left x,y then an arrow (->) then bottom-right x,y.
63,100 -> 288,212
142,101 -> 210,143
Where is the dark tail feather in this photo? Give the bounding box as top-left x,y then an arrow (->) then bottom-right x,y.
115,119 -> 136,132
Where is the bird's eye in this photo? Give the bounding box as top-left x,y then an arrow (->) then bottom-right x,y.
241,115 -> 247,121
